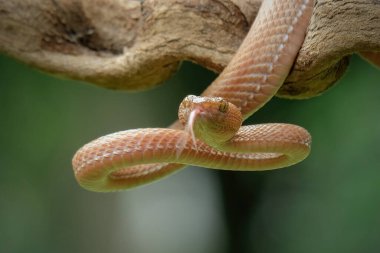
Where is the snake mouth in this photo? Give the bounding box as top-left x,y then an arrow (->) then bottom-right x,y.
186,109 -> 200,150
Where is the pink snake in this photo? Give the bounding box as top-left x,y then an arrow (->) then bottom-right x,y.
72,0 -> 314,192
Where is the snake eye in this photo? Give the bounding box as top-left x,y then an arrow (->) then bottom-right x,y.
218,100 -> 229,113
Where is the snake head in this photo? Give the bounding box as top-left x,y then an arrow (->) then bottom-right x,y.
178,95 -> 242,147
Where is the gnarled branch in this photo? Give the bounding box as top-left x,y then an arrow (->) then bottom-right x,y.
0,0 -> 379,98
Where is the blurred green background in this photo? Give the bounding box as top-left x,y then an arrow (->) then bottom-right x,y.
0,54 -> 379,253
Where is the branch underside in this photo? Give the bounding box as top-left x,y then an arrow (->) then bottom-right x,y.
0,0 -> 379,98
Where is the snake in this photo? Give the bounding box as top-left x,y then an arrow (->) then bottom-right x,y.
72,0 -> 314,192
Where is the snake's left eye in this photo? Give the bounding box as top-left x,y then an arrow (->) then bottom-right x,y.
218,100 -> 229,113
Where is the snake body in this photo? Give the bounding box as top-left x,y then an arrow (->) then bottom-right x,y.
72,0 -> 314,192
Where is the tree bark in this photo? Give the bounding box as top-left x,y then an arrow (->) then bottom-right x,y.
0,0 -> 379,98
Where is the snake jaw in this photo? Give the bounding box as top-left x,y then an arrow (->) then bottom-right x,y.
186,109 -> 199,151
175,108 -> 201,159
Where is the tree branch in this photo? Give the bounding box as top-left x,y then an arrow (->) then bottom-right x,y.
0,0 -> 379,98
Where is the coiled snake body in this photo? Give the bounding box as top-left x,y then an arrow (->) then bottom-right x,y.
72,0 -> 314,192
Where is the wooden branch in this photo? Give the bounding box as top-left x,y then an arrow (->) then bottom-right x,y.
0,0 -> 379,99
